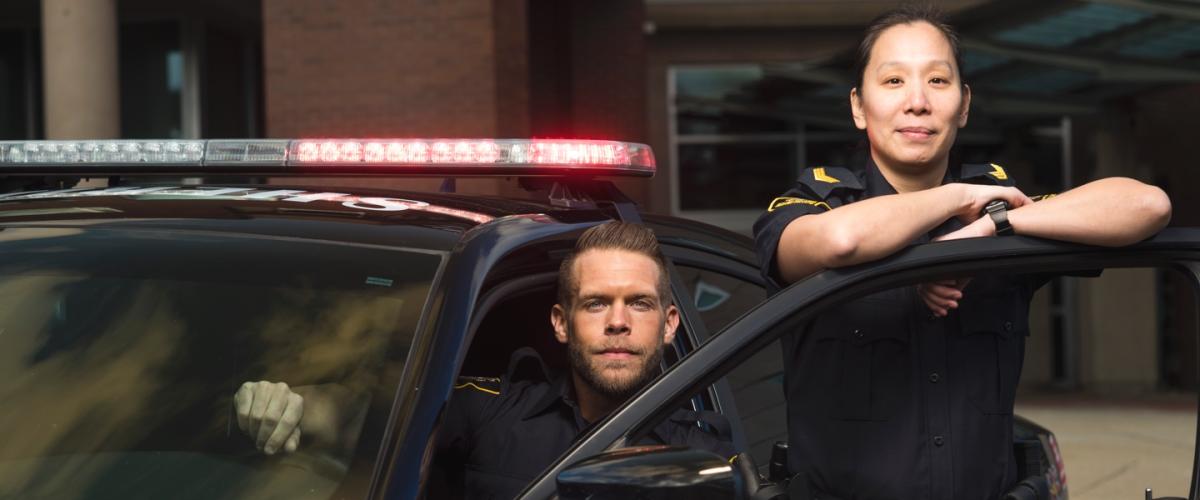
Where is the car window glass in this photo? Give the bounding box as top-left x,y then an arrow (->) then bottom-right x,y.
674,265 -> 765,333
622,267 -> 1197,499
0,227 -> 443,499
674,265 -> 778,462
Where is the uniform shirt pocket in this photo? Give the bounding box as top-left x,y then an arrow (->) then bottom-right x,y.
953,290 -> 1028,415
812,300 -> 911,421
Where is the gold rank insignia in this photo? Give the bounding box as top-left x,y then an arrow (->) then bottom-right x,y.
813,167 -> 840,183
988,163 -> 1008,181
768,197 -> 831,212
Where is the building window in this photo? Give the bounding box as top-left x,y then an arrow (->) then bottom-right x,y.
668,64 -> 861,233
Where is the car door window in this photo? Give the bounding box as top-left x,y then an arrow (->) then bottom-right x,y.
674,265 -> 765,333
674,264 -> 781,464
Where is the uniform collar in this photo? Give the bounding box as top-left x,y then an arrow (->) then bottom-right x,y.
864,157 -> 962,195
520,375 -> 701,443
865,157 -> 965,241
864,157 -> 898,197
521,375 -> 575,421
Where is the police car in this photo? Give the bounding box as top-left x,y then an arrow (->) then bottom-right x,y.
0,138 -> 1191,500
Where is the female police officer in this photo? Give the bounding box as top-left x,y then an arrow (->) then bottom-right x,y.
753,6 -> 1171,500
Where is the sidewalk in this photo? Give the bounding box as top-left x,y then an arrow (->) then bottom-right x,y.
1015,393 -> 1195,500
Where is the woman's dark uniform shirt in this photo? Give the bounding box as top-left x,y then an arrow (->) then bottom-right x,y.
753,160 -> 1051,500
431,347 -> 736,500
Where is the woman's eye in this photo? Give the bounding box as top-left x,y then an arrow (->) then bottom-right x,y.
884,77 -> 902,85
930,77 -> 949,85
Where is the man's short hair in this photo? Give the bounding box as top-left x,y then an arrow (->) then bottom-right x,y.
557,221 -> 673,311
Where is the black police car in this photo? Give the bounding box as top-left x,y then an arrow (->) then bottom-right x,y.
0,138 -> 1191,500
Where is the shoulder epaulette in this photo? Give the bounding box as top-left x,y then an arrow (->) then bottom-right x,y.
797,166 -> 865,199
960,163 -> 1015,187
454,376 -> 501,396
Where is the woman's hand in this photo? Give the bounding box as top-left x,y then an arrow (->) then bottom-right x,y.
918,278 -> 970,317
918,216 -> 992,316
952,184 -> 1033,224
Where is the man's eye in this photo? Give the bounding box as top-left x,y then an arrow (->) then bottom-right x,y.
631,300 -> 653,310
583,301 -> 604,311
884,77 -> 903,85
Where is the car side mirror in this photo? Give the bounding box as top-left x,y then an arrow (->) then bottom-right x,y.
556,445 -> 746,500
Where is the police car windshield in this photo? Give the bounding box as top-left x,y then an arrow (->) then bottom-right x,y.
0,226 -> 442,499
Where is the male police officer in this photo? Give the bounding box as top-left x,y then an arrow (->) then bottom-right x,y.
234,222 -> 734,499
426,221 -> 733,498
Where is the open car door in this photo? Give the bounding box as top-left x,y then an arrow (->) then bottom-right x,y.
519,228 -> 1200,500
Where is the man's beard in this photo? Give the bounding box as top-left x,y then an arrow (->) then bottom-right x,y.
566,325 -> 665,401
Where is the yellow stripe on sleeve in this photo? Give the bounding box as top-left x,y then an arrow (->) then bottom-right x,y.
454,382 -> 500,395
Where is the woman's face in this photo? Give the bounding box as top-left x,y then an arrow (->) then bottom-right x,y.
851,21 -> 970,172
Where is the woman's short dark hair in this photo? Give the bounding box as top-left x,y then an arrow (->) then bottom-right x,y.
852,4 -> 965,91
557,221 -> 672,311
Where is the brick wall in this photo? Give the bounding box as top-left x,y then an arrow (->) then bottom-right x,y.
262,0 -> 499,138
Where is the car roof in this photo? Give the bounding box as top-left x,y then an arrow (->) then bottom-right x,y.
0,183 -> 616,252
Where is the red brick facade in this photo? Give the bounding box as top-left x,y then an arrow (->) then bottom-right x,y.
262,0 -> 501,138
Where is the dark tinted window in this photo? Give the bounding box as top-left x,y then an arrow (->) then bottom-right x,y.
0,227 -> 443,499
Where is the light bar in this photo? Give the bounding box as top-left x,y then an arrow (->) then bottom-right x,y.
1,140 -> 206,165
0,139 -> 655,177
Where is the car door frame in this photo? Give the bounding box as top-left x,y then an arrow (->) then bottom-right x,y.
518,228 -> 1200,499
661,243 -> 768,455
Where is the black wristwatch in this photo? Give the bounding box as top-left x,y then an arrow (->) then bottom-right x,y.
983,200 -> 1014,236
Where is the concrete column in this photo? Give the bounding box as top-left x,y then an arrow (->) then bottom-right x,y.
1075,110 -> 1159,393
41,0 -> 120,139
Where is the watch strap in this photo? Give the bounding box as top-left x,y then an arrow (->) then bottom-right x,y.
984,200 -> 1014,236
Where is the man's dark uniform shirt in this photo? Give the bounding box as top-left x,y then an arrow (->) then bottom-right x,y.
431,348 -> 736,499
753,160 -> 1053,500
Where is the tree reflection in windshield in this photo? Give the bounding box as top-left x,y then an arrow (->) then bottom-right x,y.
0,227 -> 442,499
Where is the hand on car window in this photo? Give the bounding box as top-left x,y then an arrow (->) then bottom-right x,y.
235,381 -> 303,455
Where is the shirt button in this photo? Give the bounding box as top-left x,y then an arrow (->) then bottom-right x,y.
933,435 -> 945,447
1004,321 -> 1013,332
929,372 -> 940,383
854,329 -> 864,339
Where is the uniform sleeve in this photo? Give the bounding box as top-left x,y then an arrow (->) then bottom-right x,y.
752,186 -> 836,292
427,378 -> 501,498
1025,193 -> 1102,284
657,409 -> 737,459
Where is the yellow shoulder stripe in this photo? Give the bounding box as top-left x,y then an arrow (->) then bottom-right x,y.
768,196 -> 831,212
813,167 -> 840,183
988,163 -> 1008,181
1032,193 -> 1057,202
454,382 -> 500,395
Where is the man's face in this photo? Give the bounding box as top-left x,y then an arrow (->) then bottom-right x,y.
552,249 -> 679,400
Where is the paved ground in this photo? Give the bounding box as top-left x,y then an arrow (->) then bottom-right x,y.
1015,393 -> 1195,500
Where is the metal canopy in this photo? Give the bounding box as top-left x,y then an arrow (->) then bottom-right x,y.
668,0 -> 1200,132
